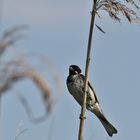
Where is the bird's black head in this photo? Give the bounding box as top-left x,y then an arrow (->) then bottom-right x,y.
69,65 -> 81,75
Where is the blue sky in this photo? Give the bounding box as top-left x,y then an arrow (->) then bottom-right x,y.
0,0 -> 140,140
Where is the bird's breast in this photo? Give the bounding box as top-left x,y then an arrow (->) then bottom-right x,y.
67,78 -> 86,105
67,75 -> 97,108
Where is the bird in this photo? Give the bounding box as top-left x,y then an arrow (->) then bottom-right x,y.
66,65 -> 117,137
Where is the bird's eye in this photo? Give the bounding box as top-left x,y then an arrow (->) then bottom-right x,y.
69,67 -> 73,71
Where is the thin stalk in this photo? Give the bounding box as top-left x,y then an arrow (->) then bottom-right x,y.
78,0 -> 97,140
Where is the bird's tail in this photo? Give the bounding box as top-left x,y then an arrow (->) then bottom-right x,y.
92,108 -> 117,137
98,113 -> 117,137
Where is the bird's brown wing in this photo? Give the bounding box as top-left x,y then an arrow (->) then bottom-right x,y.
80,74 -> 99,103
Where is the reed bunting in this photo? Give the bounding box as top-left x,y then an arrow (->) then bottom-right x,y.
66,65 -> 117,137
